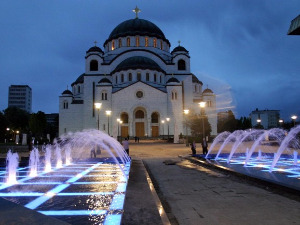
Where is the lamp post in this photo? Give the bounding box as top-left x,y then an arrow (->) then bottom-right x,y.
106,110 -> 111,135
161,120 -> 165,139
199,101 -> 206,141
117,118 -> 122,141
166,117 -> 170,140
279,119 -> 283,128
183,109 -> 189,146
94,103 -> 102,130
291,115 -> 297,127
257,119 -> 261,128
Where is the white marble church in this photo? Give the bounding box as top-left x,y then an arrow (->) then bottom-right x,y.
59,8 -> 217,142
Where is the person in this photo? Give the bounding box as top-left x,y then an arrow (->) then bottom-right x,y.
134,136 -> 137,142
190,141 -> 196,155
122,138 -> 129,155
202,138 -> 208,155
90,147 -> 96,158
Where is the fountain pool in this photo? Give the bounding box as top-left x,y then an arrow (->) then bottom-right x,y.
0,130 -> 131,225
203,127 -> 300,191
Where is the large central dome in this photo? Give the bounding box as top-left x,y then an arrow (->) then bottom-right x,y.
104,18 -> 169,45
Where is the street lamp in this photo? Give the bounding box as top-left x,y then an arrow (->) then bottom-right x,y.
161,120 -> 165,139
94,103 -> 102,130
199,101 -> 206,141
106,110 -> 111,135
279,119 -> 283,128
183,109 -> 189,146
291,115 -> 297,127
166,117 -> 170,140
117,119 -> 123,140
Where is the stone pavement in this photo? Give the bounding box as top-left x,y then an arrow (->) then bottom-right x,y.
129,141 -> 300,225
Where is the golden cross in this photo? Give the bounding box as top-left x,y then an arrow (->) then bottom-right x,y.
178,40 -> 181,46
133,6 -> 141,18
94,41 -> 97,46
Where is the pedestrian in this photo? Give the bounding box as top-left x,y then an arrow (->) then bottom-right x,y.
137,136 -> 140,143
134,136 -> 137,142
122,138 -> 129,155
190,141 -> 196,155
202,138 -> 208,155
90,147 -> 96,158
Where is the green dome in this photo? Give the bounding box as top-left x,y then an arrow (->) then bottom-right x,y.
112,56 -> 164,73
104,18 -> 170,46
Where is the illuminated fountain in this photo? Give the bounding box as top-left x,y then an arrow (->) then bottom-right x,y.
29,147 -> 39,177
0,129 -> 131,225
205,126 -> 300,190
5,150 -> 19,184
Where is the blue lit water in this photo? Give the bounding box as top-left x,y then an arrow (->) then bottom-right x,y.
0,158 -> 130,225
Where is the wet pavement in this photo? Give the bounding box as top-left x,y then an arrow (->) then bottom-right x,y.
129,141 -> 300,225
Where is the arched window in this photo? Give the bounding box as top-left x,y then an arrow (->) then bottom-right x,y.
178,59 -> 186,70
154,74 -> 157,82
145,37 -> 149,47
101,91 -> 108,100
172,91 -> 178,100
127,37 -> 130,46
137,72 -> 141,81
121,74 -> 124,83
153,38 -> 157,48
160,75 -> 162,83
128,73 -> 132,81
151,112 -> 159,123
160,40 -> 163,50
63,101 -> 68,109
146,73 -> 150,81
90,60 -> 98,71
194,85 -> 197,92
135,110 -> 144,118
78,86 -> 80,93
112,41 -> 115,50
118,39 -> 122,48
121,112 -> 129,123
136,36 -> 139,47
115,76 -> 118,84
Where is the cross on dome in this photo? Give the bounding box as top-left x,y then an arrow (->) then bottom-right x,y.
178,40 -> 181,46
133,6 -> 141,18
94,41 -> 98,46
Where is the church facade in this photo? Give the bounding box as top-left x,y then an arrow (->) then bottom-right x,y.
59,12 -> 217,142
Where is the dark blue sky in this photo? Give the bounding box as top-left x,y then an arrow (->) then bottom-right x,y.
0,0 -> 299,121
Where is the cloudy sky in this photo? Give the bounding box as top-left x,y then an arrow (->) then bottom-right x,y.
0,0 -> 299,121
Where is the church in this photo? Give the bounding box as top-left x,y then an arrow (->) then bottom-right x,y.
59,8 -> 217,142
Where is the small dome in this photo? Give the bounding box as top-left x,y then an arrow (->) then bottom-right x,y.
72,74 -> 84,86
192,74 -> 203,85
203,88 -> 214,94
98,78 -> 112,84
171,45 -> 189,54
113,56 -> 164,73
166,77 -> 180,83
86,46 -> 103,54
104,18 -> 170,46
62,90 -> 73,95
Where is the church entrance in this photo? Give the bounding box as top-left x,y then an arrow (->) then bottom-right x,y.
135,122 -> 145,137
121,126 -> 128,138
151,126 -> 159,137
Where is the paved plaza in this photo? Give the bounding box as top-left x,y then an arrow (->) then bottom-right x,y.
125,140 -> 300,225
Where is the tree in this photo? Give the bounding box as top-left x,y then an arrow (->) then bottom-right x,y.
236,117 -> 252,130
0,112 -> 8,142
218,110 -> 237,132
4,107 -> 29,131
29,111 -> 47,140
188,111 -> 212,140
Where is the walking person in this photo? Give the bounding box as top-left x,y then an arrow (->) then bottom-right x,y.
190,141 -> 196,155
202,138 -> 208,155
122,138 -> 129,155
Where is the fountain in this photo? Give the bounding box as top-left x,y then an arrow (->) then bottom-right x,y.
29,147 -> 39,177
204,126 -> 300,190
0,129 -> 131,225
5,150 -> 19,184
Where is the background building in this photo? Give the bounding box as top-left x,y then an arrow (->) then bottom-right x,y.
8,85 -> 32,113
288,14 -> 300,35
250,108 -> 280,129
59,11 -> 217,142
